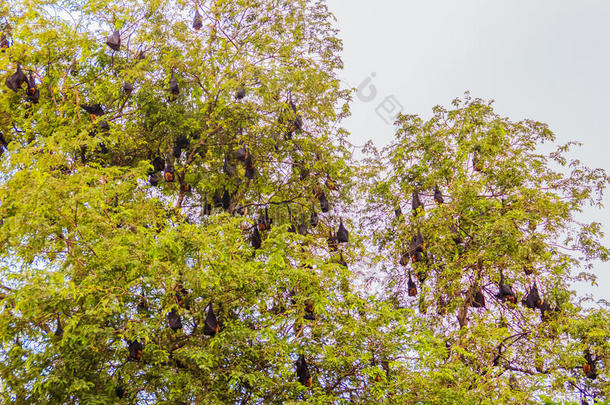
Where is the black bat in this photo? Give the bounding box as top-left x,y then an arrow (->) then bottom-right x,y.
336,218 -> 349,243
203,303 -> 219,337
497,271 -> 515,303
523,284 -> 541,309
296,355 -> 312,387
303,300 -> 316,321
235,86 -> 246,100
202,198 -> 212,216
152,156 -> 165,173
168,308 -> 183,332
245,153 -> 255,179
5,65 -> 28,92
127,340 -> 143,361
169,72 -> 179,96
434,185 -> 444,205
472,289 -> 486,308
258,208 -> 272,231
412,191 -> 423,215
251,226 -> 262,249
106,30 -> 121,51
80,104 -> 105,117
193,9 -> 203,30
149,172 -> 161,187
318,192 -> 330,213
408,274 -> 417,297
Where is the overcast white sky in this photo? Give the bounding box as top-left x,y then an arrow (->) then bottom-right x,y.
326,0 -> 610,302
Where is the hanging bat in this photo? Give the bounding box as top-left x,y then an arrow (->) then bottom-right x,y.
169,72 -> 180,96
235,86 -> 246,100
472,289 -> 486,308
202,197 -> 212,216
80,104 -> 105,120
127,340 -> 143,361
258,208 -> 272,231
497,270 -> 516,304
319,192 -> 330,213
304,300 -> 315,321
336,218 -> 349,243
106,30 -> 121,51
434,185 -> 444,205
203,303 -> 219,337
5,65 -> 28,92
168,308 -> 182,332
407,274 -> 417,297
412,190 -> 423,215
193,9 -> 203,30
522,284 -> 542,309
149,172 -> 161,186
583,350 -> 597,379
152,156 -> 165,173
296,355 -> 312,387
251,226 -> 262,249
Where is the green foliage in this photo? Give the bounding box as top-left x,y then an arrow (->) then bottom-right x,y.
0,1 -> 608,404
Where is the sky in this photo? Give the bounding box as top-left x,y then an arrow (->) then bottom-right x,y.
326,0 -> 610,302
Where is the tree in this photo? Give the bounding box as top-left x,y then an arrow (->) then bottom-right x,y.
362,94 -> 610,403
0,0 -> 404,403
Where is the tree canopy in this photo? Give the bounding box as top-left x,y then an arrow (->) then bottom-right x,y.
1,1 -> 609,404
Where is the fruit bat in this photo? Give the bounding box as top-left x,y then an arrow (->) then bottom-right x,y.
127,340 -> 143,361
497,271 -> 515,303
310,209 -> 319,228
5,65 -> 28,92
169,72 -> 180,96
235,86 -> 246,100
193,9 -> 203,30
472,289 -> 486,308
164,163 -> 175,182
123,81 -> 134,94
80,103 -> 105,118
258,208 -> 272,231
27,72 -> 39,104
415,268 -> 427,283
304,300 -> 315,321
222,190 -> 231,210
149,172 -> 161,186
106,30 -> 121,51
152,156 -> 165,173
336,218 -> 349,243
176,285 -> 189,309
434,185 -> 444,204
176,134 -> 190,150
296,355 -> 312,387
407,274 -> 417,297
523,284 -> 542,309
168,308 -> 182,332
319,192 -> 330,213
251,226 -> 262,249
223,155 -> 237,176
583,350 -> 597,379
203,303 -> 219,336
245,153 -> 255,179
412,191 -> 423,214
